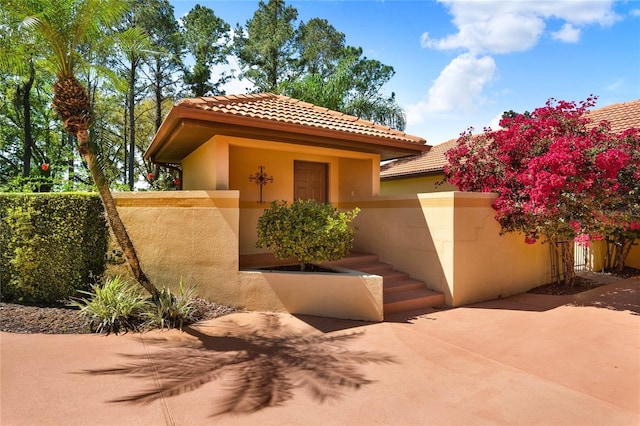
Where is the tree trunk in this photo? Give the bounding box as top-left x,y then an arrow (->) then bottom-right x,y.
550,239 -> 575,287
127,61 -> 136,190
20,60 -> 35,178
77,130 -> 159,298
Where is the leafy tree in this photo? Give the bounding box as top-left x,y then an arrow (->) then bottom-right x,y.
138,0 -> 183,130
234,1 -> 406,129
181,4 -> 231,97
444,97 -> 638,285
0,7 -> 77,192
283,46 -> 406,130
234,0 -> 298,92
295,17 -> 345,77
10,0 -> 159,297
587,126 -> 640,272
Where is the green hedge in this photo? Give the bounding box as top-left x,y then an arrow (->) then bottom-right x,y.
0,193 -> 108,305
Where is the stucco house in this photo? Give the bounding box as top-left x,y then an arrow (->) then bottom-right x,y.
129,93 -> 452,321
116,94 -> 633,321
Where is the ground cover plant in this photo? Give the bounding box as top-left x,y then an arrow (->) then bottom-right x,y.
444,96 -> 640,285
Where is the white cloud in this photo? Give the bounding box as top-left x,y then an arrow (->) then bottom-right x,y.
422,13 -> 544,54
551,23 -> 581,43
630,9 -> 640,17
488,112 -> 504,131
408,53 -> 496,118
413,0 -> 619,114
213,56 -> 255,94
606,78 -> 624,91
425,0 -> 619,54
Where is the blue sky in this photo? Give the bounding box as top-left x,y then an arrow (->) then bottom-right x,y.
169,0 -> 640,145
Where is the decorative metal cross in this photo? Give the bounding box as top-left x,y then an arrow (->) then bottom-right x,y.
249,165 -> 274,203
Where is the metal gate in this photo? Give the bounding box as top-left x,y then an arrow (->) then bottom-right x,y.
574,243 -> 590,271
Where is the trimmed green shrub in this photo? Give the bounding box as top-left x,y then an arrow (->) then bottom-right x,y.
0,193 -> 108,305
256,200 -> 360,271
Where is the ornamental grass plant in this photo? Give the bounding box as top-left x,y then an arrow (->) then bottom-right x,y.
143,280 -> 197,330
69,276 -> 148,334
69,277 -> 198,334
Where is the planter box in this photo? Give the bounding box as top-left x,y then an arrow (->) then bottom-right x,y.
238,266 -> 384,322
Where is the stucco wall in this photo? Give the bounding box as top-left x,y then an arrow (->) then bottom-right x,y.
342,192 -> 550,307
224,136 -> 377,255
111,191 -> 240,304
380,173 -> 457,195
627,244 -> 640,269
109,191 -> 384,321
182,140 -> 229,190
584,239 -> 640,271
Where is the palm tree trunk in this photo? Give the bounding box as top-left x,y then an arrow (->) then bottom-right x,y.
77,131 -> 159,298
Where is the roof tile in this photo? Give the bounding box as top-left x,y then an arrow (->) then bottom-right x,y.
177,93 -> 426,145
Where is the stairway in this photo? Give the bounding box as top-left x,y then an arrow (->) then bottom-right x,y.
327,252 -> 446,317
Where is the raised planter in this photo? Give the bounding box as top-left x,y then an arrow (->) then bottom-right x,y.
237,265 -> 384,322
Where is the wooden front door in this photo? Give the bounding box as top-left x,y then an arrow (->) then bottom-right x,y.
294,161 -> 328,202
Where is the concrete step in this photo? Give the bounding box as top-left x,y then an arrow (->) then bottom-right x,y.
384,278 -> 427,294
328,251 -> 446,318
384,288 -> 446,315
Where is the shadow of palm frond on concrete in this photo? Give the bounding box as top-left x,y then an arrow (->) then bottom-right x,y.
84,313 -> 396,416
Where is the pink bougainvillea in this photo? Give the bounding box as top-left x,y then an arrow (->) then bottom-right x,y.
444,96 -> 640,275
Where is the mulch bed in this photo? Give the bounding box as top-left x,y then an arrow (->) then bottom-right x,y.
258,264 -> 339,273
527,267 -> 639,296
0,298 -> 239,335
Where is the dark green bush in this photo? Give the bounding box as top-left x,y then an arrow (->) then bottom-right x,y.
256,199 -> 360,271
0,193 -> 108,305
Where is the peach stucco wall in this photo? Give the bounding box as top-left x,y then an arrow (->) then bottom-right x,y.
341,192 -> 550,307
380,173 -> 457,195
627,244 -> 640,269
583,239 -> 640,271
181,135 -> 379,256
110,191 -> 384,321
111,191 -> 240,303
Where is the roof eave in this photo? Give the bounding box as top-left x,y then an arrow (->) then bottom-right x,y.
145,104 -> 430,163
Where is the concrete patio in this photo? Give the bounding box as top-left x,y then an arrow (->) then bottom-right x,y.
1,277 -> 638,425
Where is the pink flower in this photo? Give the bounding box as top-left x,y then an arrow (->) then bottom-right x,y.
524,236 -> 537,245
574,234 -> 591,247
569,221 -> 581,233
595,149 -> 631,179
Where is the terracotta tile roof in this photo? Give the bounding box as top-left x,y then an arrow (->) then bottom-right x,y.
381,99 -> 640,179
177,93 -> 426,145
584,99 -> 640,133
380,138 -> 457,179
146,93 -> 429,163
